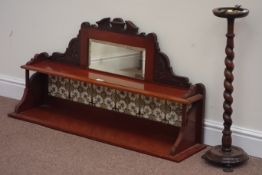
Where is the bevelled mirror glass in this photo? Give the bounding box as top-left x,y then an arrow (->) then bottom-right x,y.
89,39 -> 146,80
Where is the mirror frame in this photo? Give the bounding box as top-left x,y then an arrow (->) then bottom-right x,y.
88,39 -> 146,80
51,18 -> 191,88
79,18 -> 156,81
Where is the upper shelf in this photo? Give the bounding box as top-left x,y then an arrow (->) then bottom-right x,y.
22,59 -> 202,104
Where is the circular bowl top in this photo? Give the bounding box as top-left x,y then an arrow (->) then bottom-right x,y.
213,5 -> 249,18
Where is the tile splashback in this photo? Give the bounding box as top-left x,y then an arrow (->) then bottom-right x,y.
48,75 -> 70,99
115,90 -> 140,116
48,75 -> 183,127
93,84 -> 116,110
70,79 -> 92,104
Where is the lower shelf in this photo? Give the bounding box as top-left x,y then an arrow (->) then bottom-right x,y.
9,98 -> 205,162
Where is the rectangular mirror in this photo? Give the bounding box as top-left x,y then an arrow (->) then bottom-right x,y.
89,39 -> 146,80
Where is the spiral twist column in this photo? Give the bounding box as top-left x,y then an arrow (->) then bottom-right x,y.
222,19 -> 235,152
202,5 -> 249,172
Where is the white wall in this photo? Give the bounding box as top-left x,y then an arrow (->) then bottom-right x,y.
1,0 -> 262,156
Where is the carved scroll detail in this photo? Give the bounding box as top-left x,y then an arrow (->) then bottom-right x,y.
154,52 -> 191,88
81,18 -> 139,35
50,37 -> 81,65
26,35 -> 81,66
26,52 -> 49,65
26,18 -> 192,88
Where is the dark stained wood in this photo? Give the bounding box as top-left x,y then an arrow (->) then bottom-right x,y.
153,50 -> 191,88
195,83 -> 206,144
10,18 -> 206,162
202,6 -> 249,171
15,73 -> 48,113
222,18 -> 235,153
94,17 -> 139,35
51,37 -> 81,66
125,20 -> 139,34
26,52 -> 49,65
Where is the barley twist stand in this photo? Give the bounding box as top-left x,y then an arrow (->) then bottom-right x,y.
202,5 -> 249,172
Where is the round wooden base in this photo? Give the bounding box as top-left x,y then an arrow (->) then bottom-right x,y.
202,145 -> 249,172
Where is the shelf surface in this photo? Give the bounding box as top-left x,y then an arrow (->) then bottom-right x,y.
9,98 -> 205,162
22,59 -> 202,104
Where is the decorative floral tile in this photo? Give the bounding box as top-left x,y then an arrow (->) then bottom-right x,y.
70,79 -> 92,104
165,100 -> 183,127
48,76 -> 183,127
140,95 -> 166,123
48,75 -> 70,99
115,90 -> 140,116
92,85 -> 115,110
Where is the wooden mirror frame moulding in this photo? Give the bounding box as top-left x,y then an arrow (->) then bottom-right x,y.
80,20 -> 155,82
51,18 -> 191,88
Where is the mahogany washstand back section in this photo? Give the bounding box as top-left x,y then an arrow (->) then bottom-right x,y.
9,18 -> 206,162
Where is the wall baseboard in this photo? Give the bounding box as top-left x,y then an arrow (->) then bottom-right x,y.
0,74 -> 261,158
204,120 -> 262,158
0,74 -> 24,100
